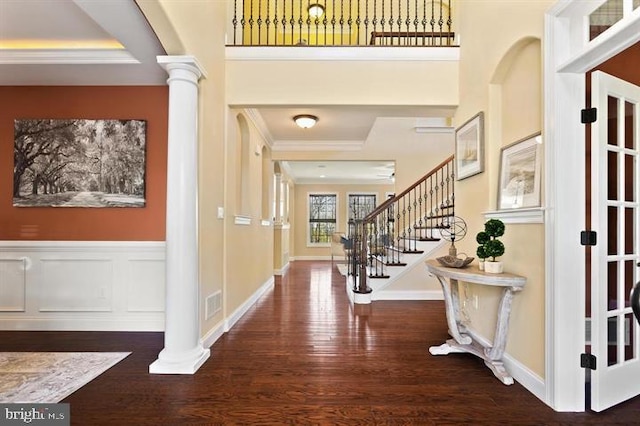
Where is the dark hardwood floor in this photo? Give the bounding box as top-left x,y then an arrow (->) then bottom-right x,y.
2,261 -> 640,425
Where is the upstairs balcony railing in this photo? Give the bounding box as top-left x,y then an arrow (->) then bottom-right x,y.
229,0 -> 456,46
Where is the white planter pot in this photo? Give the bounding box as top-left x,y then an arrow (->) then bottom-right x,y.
478,261 -> 485,271
484,261 -> 504,274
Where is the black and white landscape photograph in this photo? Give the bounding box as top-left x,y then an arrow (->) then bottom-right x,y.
13,119 -> 146,208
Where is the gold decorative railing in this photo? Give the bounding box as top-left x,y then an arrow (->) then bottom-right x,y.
229,0 -> 456,46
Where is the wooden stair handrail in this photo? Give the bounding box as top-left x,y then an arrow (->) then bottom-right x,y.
363,154 -> 454,223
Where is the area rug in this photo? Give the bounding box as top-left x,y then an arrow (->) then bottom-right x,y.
0,352 -> 130,403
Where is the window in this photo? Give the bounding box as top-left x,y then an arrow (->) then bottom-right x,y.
347,194 -> 377,222
308,194 -> 337,245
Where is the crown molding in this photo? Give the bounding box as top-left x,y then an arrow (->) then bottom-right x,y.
0,49 -> 138,64
271,140 -> 364,152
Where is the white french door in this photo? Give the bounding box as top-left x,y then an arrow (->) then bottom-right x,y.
591,70 -> 640,412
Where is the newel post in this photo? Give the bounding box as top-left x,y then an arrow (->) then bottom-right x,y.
150,55 -> 210,374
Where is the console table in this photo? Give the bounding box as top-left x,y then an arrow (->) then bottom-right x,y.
424,259 -> 526,385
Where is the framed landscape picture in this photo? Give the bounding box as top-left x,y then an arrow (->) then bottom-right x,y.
497,133 -> 542,210
13,119 -> 146,208
455,112 -> 484,180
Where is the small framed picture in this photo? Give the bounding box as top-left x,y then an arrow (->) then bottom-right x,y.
455,112 -> 484,181
498,132 -> 543,210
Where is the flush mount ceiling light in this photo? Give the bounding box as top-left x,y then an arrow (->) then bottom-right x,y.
294,114 -> 318,129
308,3 -> 325,17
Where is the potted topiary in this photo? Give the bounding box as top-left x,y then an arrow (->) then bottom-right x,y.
476,219 -> 505,273
476,243 -> 487,271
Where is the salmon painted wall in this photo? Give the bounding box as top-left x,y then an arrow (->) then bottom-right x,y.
0,86 -> 168,241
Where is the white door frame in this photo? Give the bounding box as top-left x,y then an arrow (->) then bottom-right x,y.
545,0 -> 640,412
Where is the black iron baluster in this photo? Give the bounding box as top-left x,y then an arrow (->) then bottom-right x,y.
438,0 -> 443,45
447,0 -> 452,45
233,0 -> 238,45
445,161 -> 450,211
249,0 -> 254,45
290,0 -> 295,45
298,0 -> 304,44
412,0 -> 418,45
430,0 -> 435,46
282,0 -> 288,44
355,0 -> 361,45
421,0 -> 426,45
265,0 -> 271,44
273,0 -> 279,45
307,0 -> 311,44
322,0 -> 328,45
389,0 -> 393,45
339,0 -> 344,45
380,0 -> 385,45
314,2 -> 320,45
364,0 -> 369,45
401,0 -> 407,45
418,182 -> 423,240
371,0 -> 377,45
257,0 -> 263,44
332,0 -> 336,44
348,0 -> 353,45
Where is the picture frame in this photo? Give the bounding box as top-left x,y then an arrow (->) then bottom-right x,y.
497,132 -> 543,210
455,112 -> 484,181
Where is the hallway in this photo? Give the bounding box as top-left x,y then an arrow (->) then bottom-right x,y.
1,261 -> 639,424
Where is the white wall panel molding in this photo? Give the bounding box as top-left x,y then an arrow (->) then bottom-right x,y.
0,241 -> 165,331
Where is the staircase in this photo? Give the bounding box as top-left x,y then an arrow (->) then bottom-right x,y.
345,155 -> 455,303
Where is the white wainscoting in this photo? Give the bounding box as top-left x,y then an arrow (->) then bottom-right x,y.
0,241 -> 165,331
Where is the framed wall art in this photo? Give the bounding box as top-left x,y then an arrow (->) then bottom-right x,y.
497,132 -> 542,210
13,119 -> 146,208
455,112 -> 484,180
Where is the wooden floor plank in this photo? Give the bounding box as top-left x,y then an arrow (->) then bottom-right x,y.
1,260 -> 639,424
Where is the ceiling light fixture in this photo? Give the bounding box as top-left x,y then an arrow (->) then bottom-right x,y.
294,114 -> 318,129
308,3 -> 325,17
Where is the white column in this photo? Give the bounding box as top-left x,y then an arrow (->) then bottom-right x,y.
274,172 -> 282,224
150,56 -> 209,374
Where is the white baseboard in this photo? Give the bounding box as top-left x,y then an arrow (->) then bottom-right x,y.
372,290 -> 444,301
274,262 -> 290,276
466,327 -> 546,402
201,319 -> 226,349
0,316 -> 164,332
292,256 -> 331,261
224,276 -> 275,332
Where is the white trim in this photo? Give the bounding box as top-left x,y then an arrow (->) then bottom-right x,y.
558,8 -> 640,73
307,192 -> 339,247
0,316 -> 164,332
0,240 -> 165,251
261,219 -> 271,226
201,320 -> 226,349
224,276 -> 275,332
225,46 -> 460,62
244,108 -> 275,148
274,262 -> 290,276
157,55 -> 207,78
483,208 -> 545,224
234,215 -> 252,225
274,223 -> 291,230
0,49 -> 138,65
373,290 -> 444,301
292,256 -> 331,261
271,140 -> 365,152
295,178 -> 392,185
466,327 -> 546,403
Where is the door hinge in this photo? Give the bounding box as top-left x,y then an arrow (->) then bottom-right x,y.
581,230 -> 597,246
581,353 -> 597,370
581,108 -> 597,124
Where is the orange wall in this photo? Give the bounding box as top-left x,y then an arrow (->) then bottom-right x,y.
0,86 -> 168,241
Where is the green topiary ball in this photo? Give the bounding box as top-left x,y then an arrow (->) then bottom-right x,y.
484,219 -> 505,238
484,239 -> 505,260
476,245 -> 487,260
476,231 -> 490,244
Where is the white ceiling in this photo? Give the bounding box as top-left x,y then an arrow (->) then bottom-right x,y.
0,0 -> 167,85
1,0 -> 455,183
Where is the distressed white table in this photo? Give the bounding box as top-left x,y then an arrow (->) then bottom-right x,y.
425,259 -> 526,385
